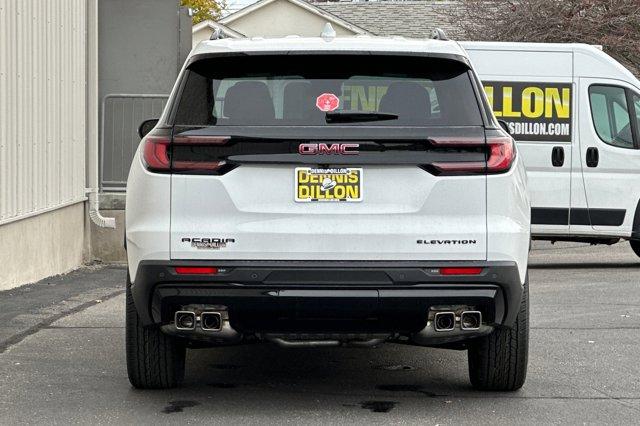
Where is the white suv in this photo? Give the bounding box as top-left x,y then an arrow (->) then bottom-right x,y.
125,34 -> 531,391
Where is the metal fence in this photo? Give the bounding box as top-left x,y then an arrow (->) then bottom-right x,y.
100,94 -> 169,191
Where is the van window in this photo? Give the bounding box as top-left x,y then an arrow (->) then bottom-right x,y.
589,85 -> 635,149
173,55 -> 483,128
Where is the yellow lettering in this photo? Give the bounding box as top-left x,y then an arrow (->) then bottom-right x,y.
342,86 -> 352,110
522,87 -> 544,118
298,170 -> 309,184
376,86 -> 388,109
484,86 -> 501,117
348,86 -> 377,111
502,87 -> 521,118
298,185 -> 309,199
346,186 -> 359,199
484,86 -> 494,108
545,87 -> 570,119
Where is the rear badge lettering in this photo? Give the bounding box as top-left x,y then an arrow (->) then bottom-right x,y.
417,239 -> 477,245
181,237 -> 235,250
299,143 -> 359,155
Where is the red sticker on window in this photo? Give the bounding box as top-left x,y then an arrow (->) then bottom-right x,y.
316,93 -> 340,112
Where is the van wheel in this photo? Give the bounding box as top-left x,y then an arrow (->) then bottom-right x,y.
630,240 -> 640,258
126,274 -> 186,389
467,273 -> 529,391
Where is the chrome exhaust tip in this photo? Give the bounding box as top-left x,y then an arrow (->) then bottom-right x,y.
201,312 -> 222,331
461,311 -> 482,330
175,311 -> 196,330
434,311 -> 456,332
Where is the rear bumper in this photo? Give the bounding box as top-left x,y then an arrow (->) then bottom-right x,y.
131,260 -> 524,336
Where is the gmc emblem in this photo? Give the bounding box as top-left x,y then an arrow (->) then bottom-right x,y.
298,143 -> 359,155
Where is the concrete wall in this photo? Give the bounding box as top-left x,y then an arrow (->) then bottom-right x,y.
224,1 -> 357,37
98,0 -> 187,100
0,0 -> 90,290
0,203 -> 86,291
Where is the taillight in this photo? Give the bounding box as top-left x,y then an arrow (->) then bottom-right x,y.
439,267 -> 483,276
485,136 -> 515,173
427,135 -> 515,176
172,135 -> 232,174
173,136 -> 230,145
142,136 -> 171,172
172,160 -> 227,172
142,135 -> 233,174
175,266 -> 219,275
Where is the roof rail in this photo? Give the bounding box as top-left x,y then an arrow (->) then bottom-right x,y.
210,28 -> 226,40
431,28 -> 449,41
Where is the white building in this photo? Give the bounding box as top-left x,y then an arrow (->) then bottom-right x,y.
0,0 -> 190,290
0,0 -> 97,290
192,0 -> 461,44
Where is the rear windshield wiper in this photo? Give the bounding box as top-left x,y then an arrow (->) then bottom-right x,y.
325,111 -> 399,124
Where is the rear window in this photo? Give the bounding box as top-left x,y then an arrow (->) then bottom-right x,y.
173,55 -> 483,127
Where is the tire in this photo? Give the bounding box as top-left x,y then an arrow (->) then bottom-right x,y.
467,273 -> 529,391
126,274 -> 186,389
630,240 -> 640,258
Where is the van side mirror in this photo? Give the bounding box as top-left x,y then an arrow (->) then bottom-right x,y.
498,119 -> 511,135
138,118 -> 160,139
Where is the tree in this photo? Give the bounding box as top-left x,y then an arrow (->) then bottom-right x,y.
450,0 -> 640,77
181,0 -> 226,24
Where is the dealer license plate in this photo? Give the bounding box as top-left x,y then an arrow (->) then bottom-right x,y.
295,167 -> 363,202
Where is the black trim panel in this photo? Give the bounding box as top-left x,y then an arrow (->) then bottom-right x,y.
130,260 -> 524,329
570,208 -> 591,226
186,51 -> 472,69
531,207 -> 568,225
153,285 -> 503,335
531,207 -> 626,226
171,125 -> 486,141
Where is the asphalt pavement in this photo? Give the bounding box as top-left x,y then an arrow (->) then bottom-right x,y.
0,242 -> 639,424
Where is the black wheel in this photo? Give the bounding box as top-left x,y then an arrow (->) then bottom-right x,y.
467,273 -> 529,391
630,240 -> 640,258
126,274 -> 186,389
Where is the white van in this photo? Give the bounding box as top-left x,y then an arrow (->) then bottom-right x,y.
461,42 -> 640,256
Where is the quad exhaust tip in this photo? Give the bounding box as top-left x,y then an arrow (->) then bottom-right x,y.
174,311 -> 223,331
434,312 -> 456,332
461,311 -> 482,330
201,312 -> 222,331
175,311 -> 196,330
432,310 -> 483,332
